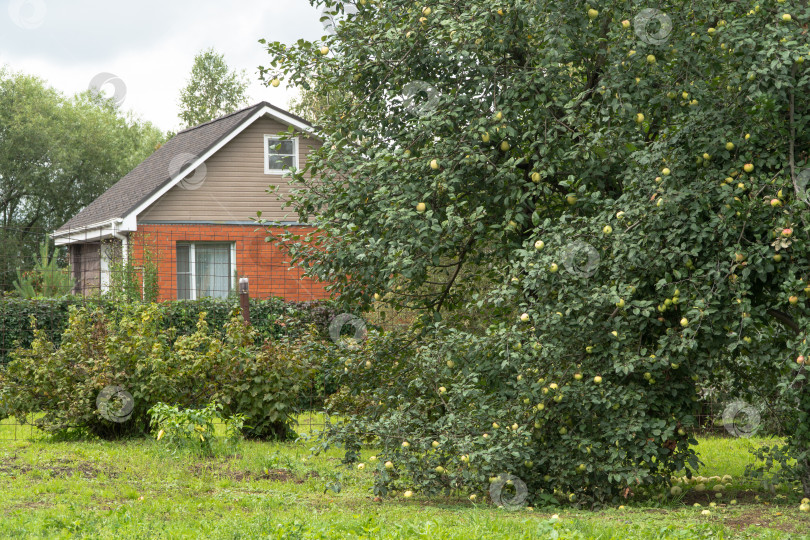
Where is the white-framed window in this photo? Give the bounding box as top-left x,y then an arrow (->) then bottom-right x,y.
176,242 -> 236,300
264,135 -> 298,174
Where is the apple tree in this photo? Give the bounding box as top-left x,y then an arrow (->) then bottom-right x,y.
259,0 -> 810,503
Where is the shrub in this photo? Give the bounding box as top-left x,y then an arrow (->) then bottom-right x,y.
149,402 -> 244,457
0,296 -> 340,365
0,303 -> 325,439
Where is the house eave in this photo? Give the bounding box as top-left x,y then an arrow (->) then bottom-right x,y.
52,218 -> 133,246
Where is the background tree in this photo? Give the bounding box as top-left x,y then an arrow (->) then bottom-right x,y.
178,48 -> 250,128
260,0 -> 810,503
0,67 -> 166,291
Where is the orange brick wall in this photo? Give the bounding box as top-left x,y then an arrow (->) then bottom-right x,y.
128,223 -> 331,302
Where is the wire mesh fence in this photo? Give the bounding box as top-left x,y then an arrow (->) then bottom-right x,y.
2,224 -> 330,303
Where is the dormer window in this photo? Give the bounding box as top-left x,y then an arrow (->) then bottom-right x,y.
264,135 -> 298,174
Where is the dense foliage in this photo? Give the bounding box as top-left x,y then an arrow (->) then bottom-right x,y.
0,68 -> 165,289
0,304 -> 322,439
12,237 -> 73,298
0,295 -> 339,365
261,0 -> 810,504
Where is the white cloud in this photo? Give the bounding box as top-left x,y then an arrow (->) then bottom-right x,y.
0,0 -> 325,131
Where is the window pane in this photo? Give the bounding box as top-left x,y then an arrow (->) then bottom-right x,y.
267,155 -> 295,171
176,244 -> 191,300
195,244 -> 230,299
267,139 -> 294,155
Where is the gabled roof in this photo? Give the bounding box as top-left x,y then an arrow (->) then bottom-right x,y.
55,102 -> 314,235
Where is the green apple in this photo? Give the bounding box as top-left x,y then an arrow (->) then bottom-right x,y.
319,46 -> 329,55
461,454 -> 469,463
481,132 -> 490,143
587,8 -> 598,19
635,113 -> 645,124
771,199 -> 782,207
422,6 -> 432,15
271,78 -> 281,87
586,346 -> 594,353
500,140 -> 510,151
621,19 -> 630,28
616,298 -> 625,308
385,461 -> 394,470
492,422 -> 499,429
439,386 -> 447,394
494,111 -> 503,121
680,317 -> 689,327
593,375 -> 603,384
550,263 -> 559,273
662,167 -> 671,176
743,163 -> 754,173
725,142 -> 734,151
535,240 -> 545,250
430,159 -> 439,170
603,225 -> 613,234
671,486 -> 682,496
774,253 -> 783,262
566,194 -> 577,205
435,466 -> 445,473
416,202 -> 427,213
403,490 -> 413,498
469,494 -> 477,501
531,172 -> 541,182
800,503 -> 810,512
789,296 -> 799,305
782,13 -> 792,22
574,373 -> 583,380
520,313 -> 530,322
646,54 -> 656,64
447,360 -> 454,368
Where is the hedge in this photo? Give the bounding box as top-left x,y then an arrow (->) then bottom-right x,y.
0,295 -> 342,366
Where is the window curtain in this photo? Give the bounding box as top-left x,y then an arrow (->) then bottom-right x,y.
195,244 -> 230,298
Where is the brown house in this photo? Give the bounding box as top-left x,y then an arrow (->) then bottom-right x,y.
53,102 -> 329,302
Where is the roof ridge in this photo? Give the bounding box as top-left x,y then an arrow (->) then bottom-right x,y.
176,102 -> 263,134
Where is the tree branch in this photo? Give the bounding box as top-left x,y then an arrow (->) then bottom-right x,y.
767,308 -> 800,335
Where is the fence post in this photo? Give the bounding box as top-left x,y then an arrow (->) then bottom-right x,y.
239,277 -> 250,325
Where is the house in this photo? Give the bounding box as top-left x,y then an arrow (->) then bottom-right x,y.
52,102 -> 329,302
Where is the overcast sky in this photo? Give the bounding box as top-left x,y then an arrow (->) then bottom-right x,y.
0,0 -> 326,132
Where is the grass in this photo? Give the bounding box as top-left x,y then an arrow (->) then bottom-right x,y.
0,417 -> 808,539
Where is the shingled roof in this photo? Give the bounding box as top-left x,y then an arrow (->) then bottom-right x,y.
55,102 -> 312,233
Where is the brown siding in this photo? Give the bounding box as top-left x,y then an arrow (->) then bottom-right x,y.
139,116 -> 320,223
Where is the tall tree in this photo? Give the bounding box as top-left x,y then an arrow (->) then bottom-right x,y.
261,0 -> 810,503
178,48 -> 250,128
0,67 -> 166,289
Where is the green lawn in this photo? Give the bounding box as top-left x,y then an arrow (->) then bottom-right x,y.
0,418 -> 808,539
